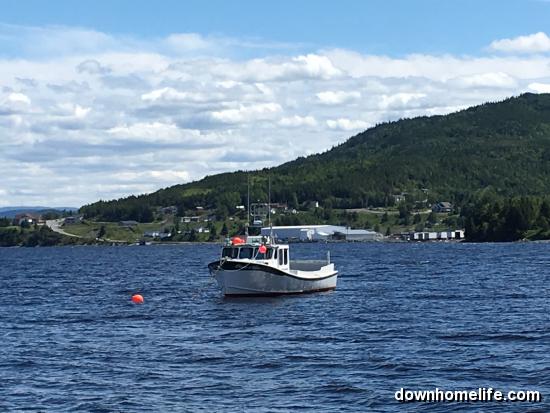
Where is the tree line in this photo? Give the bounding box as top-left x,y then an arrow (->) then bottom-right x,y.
462,193 -> 550,242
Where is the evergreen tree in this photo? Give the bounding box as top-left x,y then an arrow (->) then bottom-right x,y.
220,222 -> 228,236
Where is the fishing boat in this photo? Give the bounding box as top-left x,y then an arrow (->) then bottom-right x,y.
208,175 -> 338,296
208,235 -> 338,296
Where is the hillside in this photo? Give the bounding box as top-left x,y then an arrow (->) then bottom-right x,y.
81,93 -> 550,221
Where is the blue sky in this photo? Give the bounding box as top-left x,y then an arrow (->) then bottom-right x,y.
2,1 -> 550,206
3,0 -> 550,56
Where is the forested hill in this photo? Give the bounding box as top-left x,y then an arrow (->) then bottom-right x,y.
81,93 -> 550,221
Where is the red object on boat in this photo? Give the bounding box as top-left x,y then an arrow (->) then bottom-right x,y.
231,237 -> 245,245
258,245 -> 267,254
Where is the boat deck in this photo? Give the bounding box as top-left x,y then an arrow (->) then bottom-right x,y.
289,259 -> 329,271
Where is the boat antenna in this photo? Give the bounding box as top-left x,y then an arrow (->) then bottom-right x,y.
246,173 -> 250,237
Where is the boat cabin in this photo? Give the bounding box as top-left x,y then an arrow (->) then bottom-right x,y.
221,242 -> 290,270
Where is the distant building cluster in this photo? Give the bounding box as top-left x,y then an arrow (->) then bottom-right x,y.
406,229 -> 465,241
261,225 -> 383,242
143,231 -> 172,239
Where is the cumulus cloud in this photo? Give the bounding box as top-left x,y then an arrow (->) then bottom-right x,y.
326,118 -> 371,131
278,115 -> 317,127
210,103 -> 282,123
528,82 -> 550,93
489,32 -> 550,54
1,24 -> 550,207
6,92 -> 31,105
449,72 -> 517,89
316,90 -> 361,105
141,87 -> 221,103
379,93 -> 427,110
208,54 -> 341,82
0,92 -> 31,115
76,59 -> 111,75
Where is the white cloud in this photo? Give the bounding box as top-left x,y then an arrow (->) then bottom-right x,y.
449,72 -> 517,89
76,59 -> 111,75
208,54 -> 341,82
489,32 -> 550,54
7,92 -> 31,105
279,115 -> 317,127
141,86 -> 228,104
316,90 -> 361,105
2,25 -> 550,207
326,118 -> 371,131
163,33 -> 213,52
293,54 -> 341,79
0,92 -> 32,116
324,48 -> 550,80
142,87 -> 192,102
528,82 -> 550,93
74,105 -> 91,119
210,103 -> 282,123
379,93 -> 426,110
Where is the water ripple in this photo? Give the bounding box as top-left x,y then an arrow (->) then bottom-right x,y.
0,243 -> 548,412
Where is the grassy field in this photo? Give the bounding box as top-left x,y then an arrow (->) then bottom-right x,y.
60,209 -> 462,243
62,220 -> 173,242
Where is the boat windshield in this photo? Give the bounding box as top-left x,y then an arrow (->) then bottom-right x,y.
222,246 -> 276,260
239,247 -> 253,259
221,247 -> 239,258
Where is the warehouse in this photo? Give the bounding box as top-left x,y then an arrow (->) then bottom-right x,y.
261,225 -> 383,242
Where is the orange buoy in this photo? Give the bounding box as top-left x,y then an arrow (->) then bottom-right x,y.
131,294 -> 144,304
258,244 -> 267,254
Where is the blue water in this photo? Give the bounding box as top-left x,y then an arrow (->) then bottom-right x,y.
0,243 -> 548,412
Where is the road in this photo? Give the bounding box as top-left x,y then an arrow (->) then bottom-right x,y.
345,208 -> 432,215
45,218 -> 83,238
46,218 -> 131,244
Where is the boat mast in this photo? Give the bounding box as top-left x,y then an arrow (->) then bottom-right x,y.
246,174 -> 250,237
268,175 -> 273,239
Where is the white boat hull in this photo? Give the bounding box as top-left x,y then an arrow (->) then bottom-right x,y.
209,262 -> 338,296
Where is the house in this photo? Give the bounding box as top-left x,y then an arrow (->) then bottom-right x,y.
271,203 -> 289,211
143,230 -> 172,239
392,193 -> 407,203
432,202 -> 453,213
160,206 -> 178,215
182,216 -> 200,223
64,216 -> 82,225
13,213 -> 39,226
410,232 -> 437,241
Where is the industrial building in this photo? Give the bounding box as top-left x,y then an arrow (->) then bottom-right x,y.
261,225 -> 383,242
